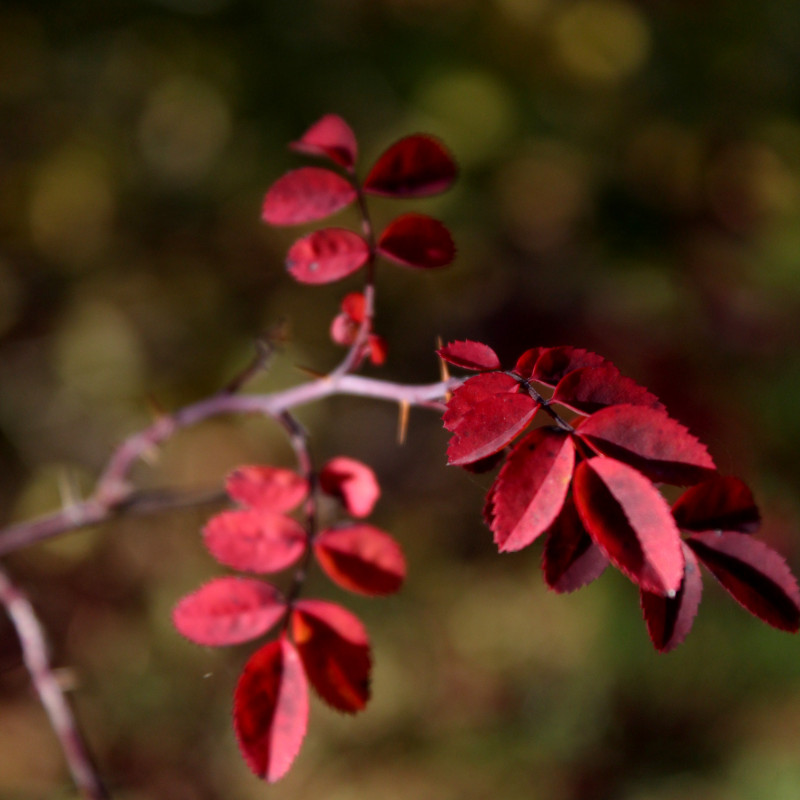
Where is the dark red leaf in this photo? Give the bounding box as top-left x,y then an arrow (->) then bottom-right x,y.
438,340 -> 502,372
226,466 -> 308,513
552,365 -> 663,415
672,476 -> 760,533
233,637 -> 309,782
687,532 -> 800,631
173,577 -> 286,646
377,213 -> 455,269
573,457 -> 684,595
446,392 -> 539,466
542,496 -> 609,593
640,542 -> 703,652
286,229 -> 369,284
319,456 -> 380,518
290,114 -> 357,169
490,428 -> 575,552
262,167 -> 356,225
314,523 -> 405,596
363,134 -> 457,197
532,346 -> 608,387
203,509 -> 306,573
442,372 -> 520,432
576,404 -> 717,486
291,600 -> 371,713
513,347 -> 545,380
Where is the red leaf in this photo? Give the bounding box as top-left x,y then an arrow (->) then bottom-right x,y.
490,428 -> 575,552
552,365 -> 663,415
314,523 -> 406,596
573,457 -> 684,595
290,114 -> 357,170
226,466 -> 308,513
286,229 -> 369,284
203,509 -> 306,573
319,456 -> 380,518
513,347 -> 545,380
531,346 -> 608,387
687,532 -> 800,631
330,312 -> 357,346
438,340 -> 502,372
377,213 -> 455,269
172,577 -> 286,646
447,393 -> 539,466
672,476 -> 760,533
442,372 -> 520,432
542,496 -> 609,593
576,404 -> 717,486
234,637 -> 309,782
368,334 -> 388,366
363,134 -> 457,197
640,542 -> 703,652
262,167 -> 356,225
340,291 -> 366,322
291,600 -> 371,713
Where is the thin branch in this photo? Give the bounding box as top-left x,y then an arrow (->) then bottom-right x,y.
0,565 -> 109,800
0,374 -> 461,556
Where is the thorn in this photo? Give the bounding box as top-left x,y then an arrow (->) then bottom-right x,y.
145,393 -> 167,419
436,336 -> 452,401
397,400 -> 410,445
57,469 -> 80,511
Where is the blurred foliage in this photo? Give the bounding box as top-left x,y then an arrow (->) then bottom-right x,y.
2,0 -> 800,797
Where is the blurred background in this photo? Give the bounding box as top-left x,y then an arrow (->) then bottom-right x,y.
1,0 -> 800,797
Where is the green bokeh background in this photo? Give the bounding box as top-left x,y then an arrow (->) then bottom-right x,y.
2,0 -> 800,797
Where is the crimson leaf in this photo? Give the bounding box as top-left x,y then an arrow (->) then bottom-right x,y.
573,457 -> 684,595
377,213 -> 455,269
363,134 -> 457,197
233,637 -> 309,782
687,532 -> 800,631
313,523 -> 406,596
443,372 -> 520,432
286,229 -> 369,284
490,428 -> 575,552
672,475 -> 760,533
319,456 -> 380,518
172,577 -> 286,646
640,542 -> 703,652
531,346 -> 608,387
576,404 -> 716,486
542,496 -> 609,593
438,340 -> 502,372
262,167 -> 356,225
552,364 -> 663,415
290,114 -> 357,169
291,600 -> 371,713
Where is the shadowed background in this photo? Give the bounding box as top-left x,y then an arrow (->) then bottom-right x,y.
2,0 -> 800,797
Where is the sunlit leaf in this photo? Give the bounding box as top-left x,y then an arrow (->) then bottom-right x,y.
290,114 -> 358,169
226,466 -> 308,513
286,229 -> 369,284
262,167 -> 356,225
319,456 -> 380,518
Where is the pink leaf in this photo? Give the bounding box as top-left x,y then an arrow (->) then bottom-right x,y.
363,134 -> 457,197
542,496 -> 609,593
490,428 -> 575,552
262,167 -> 356,225
234,637 -> 309,782
314,523 -> 406,596
573,457 -> 685,595
172,577 -> 286,646
290,114 -> 357,169
285,228 -> 369,284
531,346 -> 608,387
640,542 -> 703,652
687,532 -> 800,631
442,372 -> 520,432
291,600 -> 371,713
672,475 -> 760,533
203,509 -> 306,573
377,213 -> 455,269
319,456 -> 380,518
226,466 -> 308,513
552,365 -> 663,415
438,340 -> 502,372
513,347 -> 545,380
446,392 -> 539,466
576,404 -> 717,486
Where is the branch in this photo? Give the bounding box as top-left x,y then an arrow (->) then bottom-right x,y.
0,373 -> 460,556
0,565 -> 109,800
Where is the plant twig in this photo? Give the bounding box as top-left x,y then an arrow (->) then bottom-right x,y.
0,565 -> 109,800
